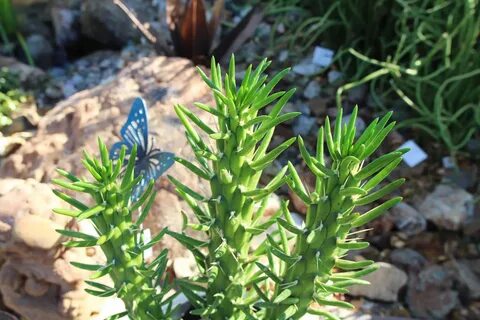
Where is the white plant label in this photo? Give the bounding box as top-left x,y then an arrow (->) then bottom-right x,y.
312,46 -> 334,67
442,156 -> 455,169
399,140 -> 427,167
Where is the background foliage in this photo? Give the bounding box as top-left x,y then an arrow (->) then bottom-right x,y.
265,0 -> 480,156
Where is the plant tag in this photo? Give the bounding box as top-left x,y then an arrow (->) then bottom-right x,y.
143,228 -> 153,260
442,156 -> 455,169
399,140 -> 427,167
327,70 -> 343,84
312,46 -> 334,67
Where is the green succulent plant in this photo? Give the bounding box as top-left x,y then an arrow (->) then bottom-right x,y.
171,56 -> 405,319
53,57 -> 405,320
268,108 -> 405,319
52,142 -> 177,320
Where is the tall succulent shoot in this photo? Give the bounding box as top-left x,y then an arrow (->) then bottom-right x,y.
173,57 -> 405,319
171,56 -> 299,319
52,142 -> 176,320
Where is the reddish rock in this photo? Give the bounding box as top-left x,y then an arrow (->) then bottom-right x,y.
406,265 -> 458,319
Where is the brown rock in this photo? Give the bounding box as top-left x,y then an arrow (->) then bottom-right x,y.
387,202 -> 426,236
24,277 -> 50,297
407,265 -> 458,319
0,56 -> 46,87
80,0 -> 163,47
173,251 -> 199,278
1,56 -> 214,259
0,179 -> 68,245
13,215 -> 63,250
447,259 -> 480,299
0,310 -> 18,320
348,262 -> 407,302
0,179 -> 106,320
0,178 -> 24,196
418,184 -> 473,231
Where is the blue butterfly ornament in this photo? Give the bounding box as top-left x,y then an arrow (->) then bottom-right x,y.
110,97 -> 175,200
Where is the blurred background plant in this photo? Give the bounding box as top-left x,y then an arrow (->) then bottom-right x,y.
0,67 -> 26,128
261,0 -> 480,158
0,0 -> 34,65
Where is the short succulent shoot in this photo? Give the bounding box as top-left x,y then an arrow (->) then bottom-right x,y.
52,139 -> 176,320
270,107 -> 406,319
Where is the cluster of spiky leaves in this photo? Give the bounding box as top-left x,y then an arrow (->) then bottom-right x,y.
52,141 -> 178,320
172,57 -> 405,320
268,107 -> 406,319
171,56 -> 298,319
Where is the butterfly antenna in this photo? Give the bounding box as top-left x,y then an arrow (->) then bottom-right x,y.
150,136 -> 157,153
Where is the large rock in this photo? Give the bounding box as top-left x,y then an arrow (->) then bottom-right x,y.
0,178 -> 106,320
447,259 -> 480,299
0,56 -> 214,260
348,262 -> 407,302
51,4 -> 81,48
80,0 -> 159,47
390,248 -> 427,272
418,184 -> 474,230
406,265 -> 458,319
0,56 -> 46,88
25,34 -> 55,68
388,202 -> 426,236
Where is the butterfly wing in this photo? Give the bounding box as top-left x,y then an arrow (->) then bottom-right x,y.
131,150 -> 175,201
109,141 -> 129,160
110,97 -> 150,159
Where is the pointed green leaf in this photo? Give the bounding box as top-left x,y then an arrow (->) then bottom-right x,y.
70,261 -> 103,271
339,187 -> 367,197
337,241 -> 369,250
352,197 -> 402,227
335,259 -> 374,270
52,190 -> 89,211
169,175 -> 205,201
255,262 -> 282,283
55,168 -> 79,182
307,308 -> 340,320
250,137 -> 296,171
314,296 -> 354,309
52,208 -> 80,218
253,112 -> 300,141
354,178 -> 405,205
135,190 -> 157,227
77,205 -> 105,221
277,218 -> 303,235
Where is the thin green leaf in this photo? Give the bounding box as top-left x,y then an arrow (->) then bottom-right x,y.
352,197 -> 402,227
